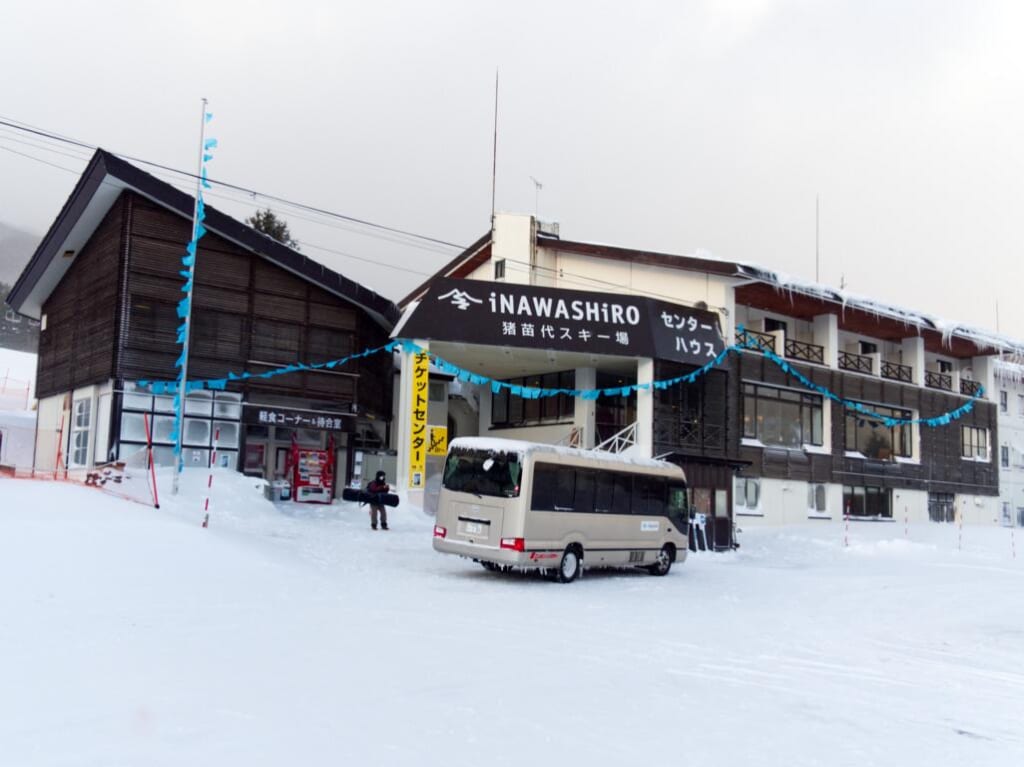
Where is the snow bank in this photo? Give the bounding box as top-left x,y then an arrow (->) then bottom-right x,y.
1,479 -> 1022,766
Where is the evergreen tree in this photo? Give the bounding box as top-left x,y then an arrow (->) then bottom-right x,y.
246,209 -> 299,250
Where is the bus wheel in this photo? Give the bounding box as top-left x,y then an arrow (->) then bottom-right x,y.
556,545 -> 582,583
646,544 -> 674,576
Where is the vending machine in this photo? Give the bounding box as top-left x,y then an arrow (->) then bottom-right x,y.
291,447 -> 334,504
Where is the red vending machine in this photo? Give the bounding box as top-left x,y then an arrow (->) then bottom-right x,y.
290,445 -> 334,504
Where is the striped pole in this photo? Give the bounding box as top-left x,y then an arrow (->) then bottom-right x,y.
201,427 -> 220,528
904,505 -> 908,539
844,508 -> 850,549
957,500 -> 964,552
143,413 -> 160,509
1011,526 -> 1017,561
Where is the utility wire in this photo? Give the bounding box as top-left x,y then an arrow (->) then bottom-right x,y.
0,114 -> 467,250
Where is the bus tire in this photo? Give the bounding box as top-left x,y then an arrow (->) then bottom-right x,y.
556,545 -> 582,583
646,544 -> 674,576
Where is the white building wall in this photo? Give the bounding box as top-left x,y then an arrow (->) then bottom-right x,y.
995,362 -> 1024,526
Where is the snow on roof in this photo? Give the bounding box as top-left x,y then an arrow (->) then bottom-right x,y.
737,264 -> 1024,354
448,436 -> 677,470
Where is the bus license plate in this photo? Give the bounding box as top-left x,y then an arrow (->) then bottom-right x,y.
464,522 -> 484,535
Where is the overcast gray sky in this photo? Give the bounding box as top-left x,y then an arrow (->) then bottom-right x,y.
2,0 -> 1022,338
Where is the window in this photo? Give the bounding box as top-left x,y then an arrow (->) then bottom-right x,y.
843,486 -> 892,518
1000,391 -> 1008,413
70,398 -> 92,467
742,383 -> 823,447
764,318 -> 788,334
494,259 -> 506,280
859,341 -> 878,355
937,359 -> 953,374
1002,502 -> 1012,525
808,483 -> 827,514
1019,394 -> 1024,417
1001,445 -> 1010,468
491,370 -> 575,427
443,449 -> 522,498
531,467 -> 642,515
845,403 -> 912,459
961,426 -> 989,461
734,477 -> 761,514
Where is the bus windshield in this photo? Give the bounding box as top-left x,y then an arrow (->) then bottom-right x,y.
443,448 -> 522,498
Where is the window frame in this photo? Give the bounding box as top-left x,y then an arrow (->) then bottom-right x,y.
961,426 -> 989,461
844,402 -> 913,459
491,370 -> 575,428
742,382 -> 823,448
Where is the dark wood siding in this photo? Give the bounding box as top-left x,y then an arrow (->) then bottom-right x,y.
36,198 -> 124,398
736,351 -> 999,496
117,193 -> 391,415
653,359 -> 740,463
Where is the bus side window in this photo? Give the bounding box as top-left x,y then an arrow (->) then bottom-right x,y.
531,464 -> 557,511
594,472 -> 614,512
554,467 -> 576,511
646,478 -> 667,517
631,475 -> 647,515
574,470 -> 596,514
612,473 -> 632,515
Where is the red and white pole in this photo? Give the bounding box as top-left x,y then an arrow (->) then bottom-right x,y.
844,505 -> 850,549
201,427 -> 220,528
1011,526 -> 1017,561
904,505 -> 908,539
143,413 -> 160,509
957,500 -> 964,552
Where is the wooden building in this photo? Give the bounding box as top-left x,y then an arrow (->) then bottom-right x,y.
6,150 -> 398,488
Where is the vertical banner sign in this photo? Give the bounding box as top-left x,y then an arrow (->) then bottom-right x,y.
408,351 -> 430,488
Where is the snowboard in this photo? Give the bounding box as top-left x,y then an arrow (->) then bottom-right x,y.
342,487 -> 400,507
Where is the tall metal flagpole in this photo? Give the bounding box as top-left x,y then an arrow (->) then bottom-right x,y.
172,97 -> 209,496
491,69 -> 499,225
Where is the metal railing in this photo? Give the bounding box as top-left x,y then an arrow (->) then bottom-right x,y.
925,370 -> 953,391
960,379 -> 982,397
880,361 -> 913,383
594,422 -> 637,454
785,338 -> 825,365
735,328 -> 776,354
838,350 -> 872,374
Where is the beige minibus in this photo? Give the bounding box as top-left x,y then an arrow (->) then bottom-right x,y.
432,437 -> 689,583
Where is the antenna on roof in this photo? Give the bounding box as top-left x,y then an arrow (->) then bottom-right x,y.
815,193 -> 820,283
490,69 -> 499,227
530,176 -> 543,219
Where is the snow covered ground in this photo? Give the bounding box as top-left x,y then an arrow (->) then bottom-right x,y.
1,471 -> 1022,766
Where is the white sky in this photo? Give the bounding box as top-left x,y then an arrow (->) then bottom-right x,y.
1,0 -> 1022,337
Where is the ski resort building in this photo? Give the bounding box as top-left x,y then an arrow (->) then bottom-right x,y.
994,359 -> 1024,526
5,150 -> 398,491
394,213 -> 1021,537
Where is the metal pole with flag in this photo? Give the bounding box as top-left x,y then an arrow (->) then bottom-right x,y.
172,99 -> 216,495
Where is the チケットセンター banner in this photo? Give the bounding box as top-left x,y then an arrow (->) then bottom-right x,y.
408,350 -> 430,488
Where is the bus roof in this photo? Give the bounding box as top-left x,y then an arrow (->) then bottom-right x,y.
447,437 -> 680,472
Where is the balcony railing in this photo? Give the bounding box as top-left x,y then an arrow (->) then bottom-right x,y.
736,328 -> 776,354
838,350 -> 872,375
785,338 -> 825,365
880,361 -> 913,383
960,379 -> 982,397
925,370 -> 953,391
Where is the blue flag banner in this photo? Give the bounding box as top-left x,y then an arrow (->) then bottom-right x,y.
139,333 -> 986,432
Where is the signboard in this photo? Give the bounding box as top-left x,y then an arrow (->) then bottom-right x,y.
244,405 -> 350,431
408,350 -> 429,488
427,425 -> 448,457
400,278 -> 724,366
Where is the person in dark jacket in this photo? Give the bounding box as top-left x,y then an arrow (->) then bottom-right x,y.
367,470 -> 390,530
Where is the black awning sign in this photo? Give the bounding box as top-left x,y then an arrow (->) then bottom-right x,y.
401,278 -> 724,366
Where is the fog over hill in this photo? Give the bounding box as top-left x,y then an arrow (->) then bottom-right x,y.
0,221 -> 40,288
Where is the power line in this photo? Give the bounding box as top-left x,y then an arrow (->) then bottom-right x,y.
0,140 -> 437,278
0,114 -> 468,251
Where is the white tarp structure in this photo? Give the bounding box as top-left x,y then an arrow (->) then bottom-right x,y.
0,410 -> 34,469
